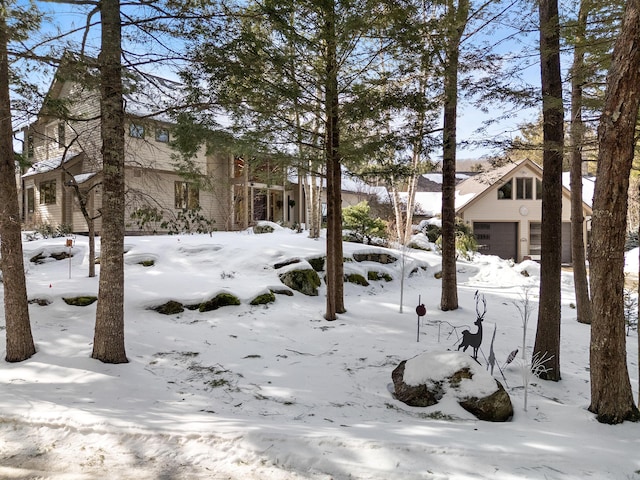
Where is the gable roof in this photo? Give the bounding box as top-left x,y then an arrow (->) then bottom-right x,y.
454,158 -> 592,215
454,159 -> 538,211
42,55 -> 184,124
404,159 -> 594,218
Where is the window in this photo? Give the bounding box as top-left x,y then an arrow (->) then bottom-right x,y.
497,179 -> 513,199
27,134 -> 34,158
155,128 -> 170,143
39,180 -> 56,205
536,178 -> 543,200
174,181 -> 199,209
129,123 -> 145,138
26,188 -> 34,213
57,122 -> 66,148
516,177 -> 533,199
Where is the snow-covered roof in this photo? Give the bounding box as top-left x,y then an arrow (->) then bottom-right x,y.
400,160 -> 594,217
287,169 -> 389,199
122,72 -> 184,123
562,172 -> 595,207
74,172 -> 98,184
22,152 -> 82,178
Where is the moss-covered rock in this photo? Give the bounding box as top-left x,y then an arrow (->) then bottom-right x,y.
250,291 -> 276,305
138,259 -> 155,267
279,268 -> 321,296
271,288 -> 294,296
409,265 -> 429,277
368,271 -> 393,282
29,252 -> 46,264
152,300 -> 185,315
199,292 -> 241,312
253,223 -> 274,234
345,273 -> 369,286
274,258 -> 301,269
28,298 -> 51,306
63,296 -> 98,306
308,256 -> 325,272
353,252 -> 397,264
50,251 -> 73,261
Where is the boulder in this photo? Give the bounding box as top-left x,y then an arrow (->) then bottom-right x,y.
278,268 -> 321,296
353,251 -> 397,264
391,351 -> 513,422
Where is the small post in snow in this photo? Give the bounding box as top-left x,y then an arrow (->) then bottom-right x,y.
66,237 -> 74,279
416,297 -> 426,342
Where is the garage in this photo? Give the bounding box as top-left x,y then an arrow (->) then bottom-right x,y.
473,222 -> 518,260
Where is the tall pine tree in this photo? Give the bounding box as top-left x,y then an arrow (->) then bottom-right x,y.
0,0 -> 37,362
589,0 -> 640,424
92,0 -> 127,363
532,0 -> 564,381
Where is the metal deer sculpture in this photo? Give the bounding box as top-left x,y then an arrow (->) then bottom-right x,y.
458,291 -> 486,360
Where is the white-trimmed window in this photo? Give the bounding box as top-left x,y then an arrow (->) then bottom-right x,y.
536,178 -> 543,199
497,179 -> 513,199
516,177 -> 533,199
129,123 -> 145,138
39,180 -> 56,205
156,128 -> 169,143
57,122 -> 66,147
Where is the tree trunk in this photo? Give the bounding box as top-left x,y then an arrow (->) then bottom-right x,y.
589,0 -> 640,424
92,0 -> 128,364
532,0 -> 564,381
88,219 -> 96,278
569,0 -> 592,325
324,0 -> 344,320
0,10 -> 36,362
440,0 -> 468,311
403,157 -> 419,245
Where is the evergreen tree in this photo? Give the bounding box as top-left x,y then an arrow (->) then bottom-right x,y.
532,0 -> 564,381
177,0 -> 409,321
568,0 -> 592,325
439,0 -> 469,312
589,0 -> 640,424
0,0 -> 37,362
92,0 -> 128,364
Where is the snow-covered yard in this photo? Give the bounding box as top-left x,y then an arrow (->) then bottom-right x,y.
1,226 -> 638,479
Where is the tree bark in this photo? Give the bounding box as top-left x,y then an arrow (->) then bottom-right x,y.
440,0 -> 468,311
589,0 -> 640,424
324,0 -> 344,320
92,0 -> 128,363
532,0 -> 564,381
0,8 -> 36,362
569,0 -> 592,325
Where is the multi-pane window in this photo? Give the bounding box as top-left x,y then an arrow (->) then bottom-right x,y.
57,122 -> 66,148
26,188 -> 35,213
497,179 -> 513,199
174,181 -> 199,209
155,128 -> 169,143
536,178 -> 543,199
27,134 -> 34,158
516,177 -> 533,199
129,123 -> 145,138
39,180 -> 56,205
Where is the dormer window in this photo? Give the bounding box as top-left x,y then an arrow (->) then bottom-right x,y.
129,123 -> 145,138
